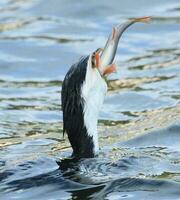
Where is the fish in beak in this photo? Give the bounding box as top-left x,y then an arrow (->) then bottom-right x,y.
92,16 -> 151,76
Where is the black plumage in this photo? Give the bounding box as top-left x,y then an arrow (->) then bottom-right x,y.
62,56 -> 94,158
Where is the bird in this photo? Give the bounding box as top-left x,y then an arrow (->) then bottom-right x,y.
62,16 -> 150,159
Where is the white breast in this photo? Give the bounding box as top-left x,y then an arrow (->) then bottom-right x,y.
81,55 -> 107,155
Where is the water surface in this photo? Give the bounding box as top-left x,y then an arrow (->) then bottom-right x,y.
0,0 -> 180,199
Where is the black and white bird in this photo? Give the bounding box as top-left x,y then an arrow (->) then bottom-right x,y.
62,16 -> 150,159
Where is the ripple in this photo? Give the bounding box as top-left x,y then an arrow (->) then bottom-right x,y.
0,35 -> 93,43
107,76 -> 175,91
0,0 -> 180,199
94,178 -> 180,200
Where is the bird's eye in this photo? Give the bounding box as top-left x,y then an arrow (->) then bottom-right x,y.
91,53 -> 96,68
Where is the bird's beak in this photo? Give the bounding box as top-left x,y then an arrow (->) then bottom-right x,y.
94,16 -> 151,76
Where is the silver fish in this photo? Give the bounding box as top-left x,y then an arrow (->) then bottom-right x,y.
100,16 -> 151,70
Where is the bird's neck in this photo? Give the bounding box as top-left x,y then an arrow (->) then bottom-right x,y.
81,56 -> 107,156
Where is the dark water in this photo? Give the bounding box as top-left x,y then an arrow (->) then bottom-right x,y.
0,0 -> 180,199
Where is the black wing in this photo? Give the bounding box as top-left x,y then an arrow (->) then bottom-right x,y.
62,56 -> 93,156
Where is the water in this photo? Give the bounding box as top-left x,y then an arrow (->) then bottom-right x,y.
0,0 -> 180,199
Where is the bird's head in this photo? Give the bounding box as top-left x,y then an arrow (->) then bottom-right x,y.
91,48 -> 117,77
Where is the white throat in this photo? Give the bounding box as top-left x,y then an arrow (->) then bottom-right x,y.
81,55 -> 107,155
